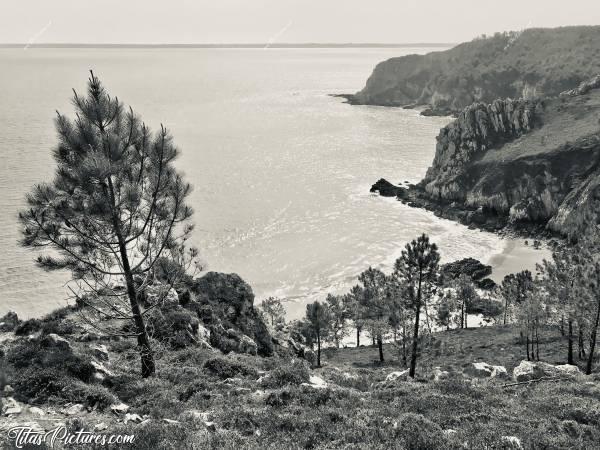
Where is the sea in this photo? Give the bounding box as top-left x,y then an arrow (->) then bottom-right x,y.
0,46 -> 549,320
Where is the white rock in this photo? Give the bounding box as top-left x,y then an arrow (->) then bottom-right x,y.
92,344 -> 110,361
464,362 -> 494,378
110,403 -> 130,415
146,284 -> 179,305
491,365 -> 509,380
432,367 -> 450,381
28,407 -> 45,416
185,410 -> 211,422
2,397 -> 22,416
124,413 -> 143,424
91,360 -> 114,377
513,360 -> 580,382
204,421 -> 217,432
301,375 -> 328,389
94,422 -> 108,432
385,370 -> 410,382
162,418 -> 180,424
63,404 -> 85,415
3,385 -> 14,394
443,429 -> 458,436
501,436 -> 523,449
197,324 -> 210,341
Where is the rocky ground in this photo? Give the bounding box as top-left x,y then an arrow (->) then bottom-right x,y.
1,277 -> 599,449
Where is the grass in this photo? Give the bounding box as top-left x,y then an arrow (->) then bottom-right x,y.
2,321 -> 600,449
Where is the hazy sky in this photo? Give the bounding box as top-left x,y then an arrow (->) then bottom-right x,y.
1,0 -> 599,44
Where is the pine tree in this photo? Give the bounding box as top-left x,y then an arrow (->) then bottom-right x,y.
357,267 -> 389,362
259,297 -> 286,329
395,234 -> 440,378
19,72 -> 197,377
326,294 -> 349,348
305,301 -> 331,367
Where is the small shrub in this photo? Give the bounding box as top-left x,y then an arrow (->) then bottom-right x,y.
203,357 -> 258,380
14,319 -> 42,336
394,413 -> 447,450
261,359 -> 310,388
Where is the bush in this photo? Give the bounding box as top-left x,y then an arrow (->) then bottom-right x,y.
203,357 -> 258,380
14,319 -> 42,336
146,307 -> 199,349
6,339 -> 94,382
261,359 -> 310,388
394,413 -> 447,450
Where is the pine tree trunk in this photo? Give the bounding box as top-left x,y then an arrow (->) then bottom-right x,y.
402,325 -> 407,367
108,179 -> 155,378
317,332 -> 321,367
578,328 -> 586,359
356,326 -> 361,347
504,298 -> 508,325
409,273 -> 423,378
460,301 -> 464,329
378,335 -> 384,362
586,296 -> 600,375
536,325 -> 540,361
568,319 -> 574,365
526,332 -> 530,361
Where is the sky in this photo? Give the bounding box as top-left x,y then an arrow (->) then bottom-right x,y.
1,0 -> 599,44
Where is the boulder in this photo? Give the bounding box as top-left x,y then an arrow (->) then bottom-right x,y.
2,397 -> 22,416
63,404 -> 85,415
464,362 -> 494,378
110,403 -> 130,415
28,407 -> 45,416
301,375 -> 328,389
513,360 -> 581,382
431,367 -> 450,381
124,413 -> 143,424
94,423 -> 108,432
385,370 -> 410,382
501,436 -> 523,449
191,272 -> 274,356
91,360 -> 114,378
145,283 -> 180,306
41,333 -> 72,351
464,362 -> 508,380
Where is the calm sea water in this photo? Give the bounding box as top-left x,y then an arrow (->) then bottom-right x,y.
0,47 -> 546,319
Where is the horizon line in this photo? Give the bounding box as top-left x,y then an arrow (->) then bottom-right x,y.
0,42 -> 455,49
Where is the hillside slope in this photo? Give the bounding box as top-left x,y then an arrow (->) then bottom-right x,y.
372,76 -> 600,237
349,26 -> 600,114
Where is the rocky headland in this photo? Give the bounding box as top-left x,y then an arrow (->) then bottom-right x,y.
371,75 -> 600,238
345,26 -> 600,116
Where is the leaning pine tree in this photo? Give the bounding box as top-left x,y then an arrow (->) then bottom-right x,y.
19,72 -> 197,378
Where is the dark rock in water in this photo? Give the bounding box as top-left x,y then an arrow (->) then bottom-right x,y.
191,272 -> 273,356
370,179 -> 404,198
441,258 -> 492,284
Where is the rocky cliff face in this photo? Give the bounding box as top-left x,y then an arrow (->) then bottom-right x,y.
422,98 -> 541,200
378,76 -> 600,237
350,26 -> 600,115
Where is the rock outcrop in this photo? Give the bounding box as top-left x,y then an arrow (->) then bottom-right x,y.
190,272 -> 274,356
373,76 -> 600,237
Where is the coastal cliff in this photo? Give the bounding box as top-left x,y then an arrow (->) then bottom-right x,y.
348,26 -> 600,115
372,76 -> 600,237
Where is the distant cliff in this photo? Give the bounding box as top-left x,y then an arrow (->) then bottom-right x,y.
349,26 -> 600,115
372,76 -> 600,237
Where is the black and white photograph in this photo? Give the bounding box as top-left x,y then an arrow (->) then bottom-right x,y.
1,1 -> 600,448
